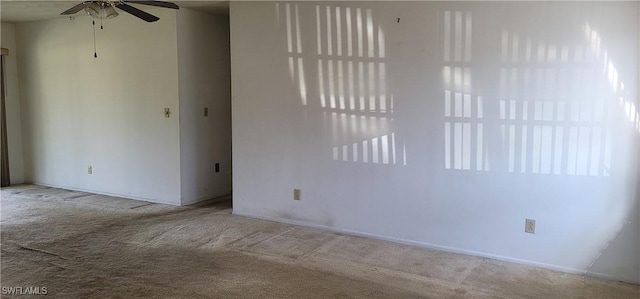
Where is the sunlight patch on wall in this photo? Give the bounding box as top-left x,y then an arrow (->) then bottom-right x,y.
276,3 -> 405,166
315,6 -> 389,114
444,90 -> 488,171
281,3 -> 308,105
585,23 -> 640,135
440,11 -> 629,176
442,10 -> 485,171
497,28 -> 613,176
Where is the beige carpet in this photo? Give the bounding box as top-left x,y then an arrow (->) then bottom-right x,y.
1,184 -> 638,298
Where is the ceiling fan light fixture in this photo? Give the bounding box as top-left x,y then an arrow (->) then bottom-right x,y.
85,2 -> 119,20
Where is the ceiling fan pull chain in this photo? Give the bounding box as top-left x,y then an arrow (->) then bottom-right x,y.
100,18 -> 103,30
92,18 -> 97,58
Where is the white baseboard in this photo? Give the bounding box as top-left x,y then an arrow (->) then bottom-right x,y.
232,211 -> 640,285
23,181 -> 179,206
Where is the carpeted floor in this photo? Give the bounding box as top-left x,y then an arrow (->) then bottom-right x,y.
1,184 -> 638,298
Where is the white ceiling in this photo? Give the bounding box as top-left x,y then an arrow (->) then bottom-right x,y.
0,0 -> 229,23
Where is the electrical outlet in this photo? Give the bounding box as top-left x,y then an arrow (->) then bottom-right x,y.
88,165 -> 93,175
215,163 -> 220,173
293,189 -> 301,200
204,107 -> 209,117
525,219 -> 536,234
164,108 -> 171,118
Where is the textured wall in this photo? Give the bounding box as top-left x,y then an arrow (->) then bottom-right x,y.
177,9 -> 232,205
17,10 -> 182,204
231,1 -> 639,283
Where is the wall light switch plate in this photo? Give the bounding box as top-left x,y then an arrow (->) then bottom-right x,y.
525,219 -> 536,234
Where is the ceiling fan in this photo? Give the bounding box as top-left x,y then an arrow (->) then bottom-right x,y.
61,0 -> 179,22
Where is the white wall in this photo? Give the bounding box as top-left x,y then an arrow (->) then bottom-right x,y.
1,22 -> 25,184
177,9 -> 231,205
16,10 -> 182,204
231,1 -> 639,283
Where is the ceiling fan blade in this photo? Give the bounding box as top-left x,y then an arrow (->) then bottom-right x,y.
116,3 -> 160,22
124,1 -> 179,10
60,2 -> 90,15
